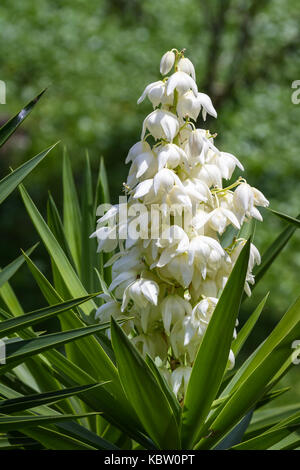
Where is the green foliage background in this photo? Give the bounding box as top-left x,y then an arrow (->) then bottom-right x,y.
0,0 -> 299,365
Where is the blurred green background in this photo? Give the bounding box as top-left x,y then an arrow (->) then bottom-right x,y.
0,0 -> 299,392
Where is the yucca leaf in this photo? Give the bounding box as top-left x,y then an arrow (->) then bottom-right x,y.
0,436 -> 39,450
145,354 -> 181,425
47,195 -> 75,298
181,239 -> 250,449
81,151 -> 96,291
47,193 -> 75,268
195,294 -> 300,449
238,218 -> 256,240
94,157 -> 112,285
0,293 -> 99,339
63,149 -> 82,271
41,349 -> 155,449
0,286 -> 72,399
110,317 -> 180,449
0,280 -> 24,317
0,382 -> 117,449
269,431 -> 300,450
52,421 -> 120,450
231,411 -> 300,450
22,251 -> 120,390
269,209 -> 300,228
0,143 -> 58,206
0,413 -> 101,433
0,322 -> 112,374
252,214 -> 300,287
0,244 -> 38,289
214,411 -> 253,450
0,384 -> 102,414
24,426 -> 98,450
220,225 -> 238,248
245,403 -> 300,439
19,183 -> 96,316
95,156 -> 110,208
0,90 -> 45,148
232,293 -> 269,356
256,387 -> 291,410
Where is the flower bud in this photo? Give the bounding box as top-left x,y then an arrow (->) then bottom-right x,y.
160,50 -> 175,75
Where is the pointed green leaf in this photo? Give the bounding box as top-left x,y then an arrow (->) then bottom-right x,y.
0,244 -> 38,289
19,183 -> 96,316
252,214 -> 300,287
269,209 -> 300,228
0,322 -> 112,373
0,293 -> 99,338
0,384 -> 103,414
232,411 -> 300,450
22,251 -> 120,390
145,354 -> 181,424
232,293 -> 269,356
81,151 -> 96,291
181,240 -> 251,449
0,413 -> 101,432
111,317 -> 180,449
195,294 -> 300,449
63,149 -> 82,271
0,90 -> 45,147
245,403 -> 300,439
0,143 -> 58,205
24,426 -> 97,450
47,193 -> 75,268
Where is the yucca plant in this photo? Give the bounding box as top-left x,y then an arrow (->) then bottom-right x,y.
0,51 -> 300,451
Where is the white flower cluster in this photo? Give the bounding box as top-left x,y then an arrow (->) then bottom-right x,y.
91,49 -> 269,400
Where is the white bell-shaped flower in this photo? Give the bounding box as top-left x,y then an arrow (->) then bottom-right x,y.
166,71 -> 198,97
208,151 -> 244,180
170,366 -> 192,397
177,90 -> 202,121
125,140 -> 151,164
142,109 -> 179,141
95,296 -> 122,322
134,332 -> 168,360
137,80 -> 173,108
155,143 -> 188,171
233,182 -> 269,223
90,225 -> 118,253
206,207 -> 241,235
161,294 -> 192,334
137,80 -> 165,107
159,252 -> 194,288
153,168 -> 183,196
127,151 -> 157,186
197,92 -> 217,120
154,225 -> 190,268
177,57 -> 196,80
121,278 -> 159,312
188,235 -> 224,279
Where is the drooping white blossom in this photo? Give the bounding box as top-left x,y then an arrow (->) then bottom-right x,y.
92,48 -> 269,399
160,50 -> 176,75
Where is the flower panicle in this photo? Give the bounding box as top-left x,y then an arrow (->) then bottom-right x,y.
92,48 -> 269,400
